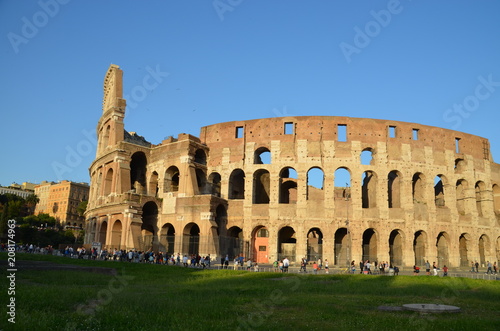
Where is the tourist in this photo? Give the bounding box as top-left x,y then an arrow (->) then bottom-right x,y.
475,261 -> 479,273
494,262 -> 498,274
442,265 -> 448,276
273,260 -> 279,272
312,261 -> 318,274
283,257 -> 290,273
425,260 -> 431,275
233,257 -> 239,270
300,257 -> 307,273
486,261 -> 493,274
413,265 -> 420,275
324,259 -> 329,274
246,259 -> 252,271
317,258 -> 322,270
432,262 -> 438,276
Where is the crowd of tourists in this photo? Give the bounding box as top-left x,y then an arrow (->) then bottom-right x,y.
3,243 -> 499,277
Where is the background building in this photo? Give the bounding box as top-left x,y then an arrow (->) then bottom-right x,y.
85,65 -> 500,267
35,180 -> 89,228
0,182 -> 36,199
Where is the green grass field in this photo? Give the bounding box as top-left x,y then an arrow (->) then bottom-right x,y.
1,253 -> 500,330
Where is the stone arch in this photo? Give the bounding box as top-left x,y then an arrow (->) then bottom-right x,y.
334,167 -> 352,211
334,228 -> 350,266
149,171 -> 159,196
208,172 -> 221,197
388,170 -> 402,208
227,226 -> 243,259
160,223 -> 175,254
278,226 -> 296,262
164,166 -> 179,193
252,225 -> 269,264
141,201 -> 159,251
98,221 -> 107,245
254,146 -> 271,164
434,175 -> 446,207
253,169 -> 270,204
412,172 -> 426,203
479,234 -> 490,266
454,158 -> 466,173
228,169 -> 245,199
413,230 -> 427,266
182,223 -> 200,255
456,179 -> 468,214
194,149 -> 207,165
362,171 -> 377,208
307,167 -> 324,201
362,228 -> 378,262
436,232 -> 450,267
104,168 -> 113,195
475,181 -> 487,217
389,229 -> 404,267
279,167 -> 298,204
130,152 -> 147,194
306,228 -> 323,262
110,220 -> 122,249
360,148 -> 374,165
493,184 -> 500,213
459,233 -> 471,267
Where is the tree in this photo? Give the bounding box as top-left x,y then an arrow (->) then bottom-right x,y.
25,194 -> 40,215
77,200 -> 88,217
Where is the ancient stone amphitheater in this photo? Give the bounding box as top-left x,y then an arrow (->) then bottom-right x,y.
85,65 -> 500,268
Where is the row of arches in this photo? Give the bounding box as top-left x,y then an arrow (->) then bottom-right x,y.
95,211 -> 499,268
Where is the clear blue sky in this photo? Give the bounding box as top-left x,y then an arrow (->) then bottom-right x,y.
1,0 -> 500,187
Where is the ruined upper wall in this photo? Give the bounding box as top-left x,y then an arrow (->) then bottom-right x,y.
200,116 -> 493,164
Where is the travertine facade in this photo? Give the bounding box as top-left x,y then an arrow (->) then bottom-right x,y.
85,65 -> 500,267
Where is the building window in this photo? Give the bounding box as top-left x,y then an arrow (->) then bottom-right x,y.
412,129 -> 419,140
338,124 -> 347,142
236,126 -> 244,139
389,126 -> 396,138
455,138 -> 461,153
284,122 -> 294,135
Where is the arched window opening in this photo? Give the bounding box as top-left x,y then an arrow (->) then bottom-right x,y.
149,171 -> 159,197
194,149 -> 207,165
475,181 -> 486,217
104,168 -> 113,195
434,175 -> 445,207
454,158 -> 465,173
388,170 -> 401,208
360,149 -> 373,165
228,169 -> 245,199
412,173 -> 425,203
307,167 -> 324,201
208,172 -> 222,197
362,171 -> 377,208
164,166 -> 180,193
130,152 -> 147,194
253,169 -> 270,204
279,167 -> 298,204
254,147 -> 271,164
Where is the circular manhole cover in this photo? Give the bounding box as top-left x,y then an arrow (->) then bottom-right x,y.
402,304 -> 460,313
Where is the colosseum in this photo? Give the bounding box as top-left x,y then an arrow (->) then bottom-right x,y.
84,64 -> 500,268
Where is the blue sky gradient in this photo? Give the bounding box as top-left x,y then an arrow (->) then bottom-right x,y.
1,0 -> 500,186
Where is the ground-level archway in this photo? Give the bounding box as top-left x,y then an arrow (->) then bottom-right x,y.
278,226 -> 296,262
252,226 -> 269,264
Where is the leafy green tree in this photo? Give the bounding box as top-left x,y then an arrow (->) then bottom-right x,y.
25,194 -> 39,215
77,200 -> 88,217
